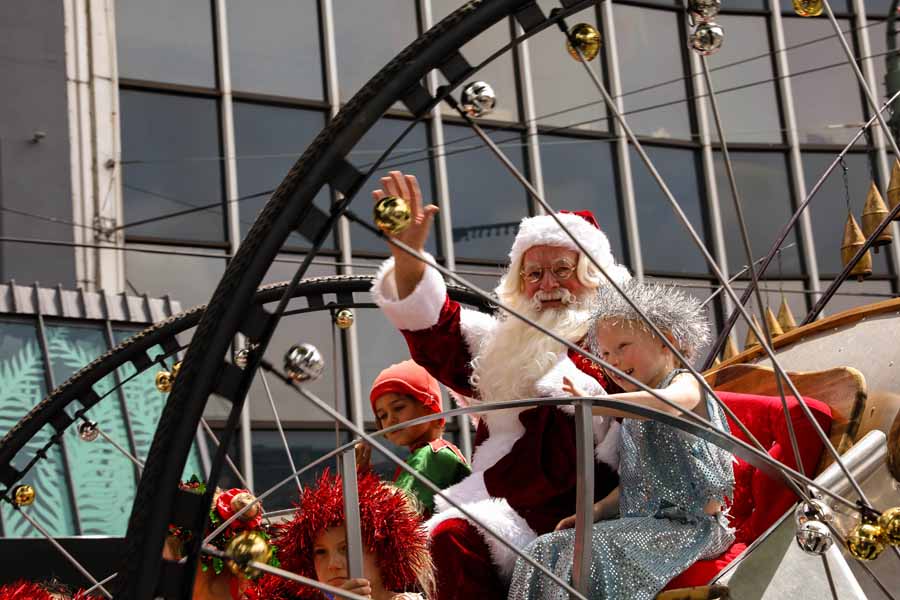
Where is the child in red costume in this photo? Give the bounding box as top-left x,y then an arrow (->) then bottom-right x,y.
254,470 -> 434,600
356,360 -> 470,517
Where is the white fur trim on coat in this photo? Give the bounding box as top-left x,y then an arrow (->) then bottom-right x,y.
370,254 -> 446,331
459,307 -> 497,357
427,472 -> 537,580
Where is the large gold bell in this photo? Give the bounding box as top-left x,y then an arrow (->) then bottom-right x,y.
334,309 -> 354,330
777,297 -> 797,333
373,195 -> 412,235
13,484 -> 35,507
841,214 -> 873,281
861,183 -> 892,253
878,506 -> 900,546
565,23 -> 601,62
764,307 -> 784,338
846,519 -> 885,561
792,0 -> 823,17
226,530 -> 273,578
887,160 -> 900,219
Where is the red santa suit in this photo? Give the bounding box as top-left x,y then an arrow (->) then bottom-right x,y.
371,211 -> 630,599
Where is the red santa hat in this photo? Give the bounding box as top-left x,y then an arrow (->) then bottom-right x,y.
507,209 -> 617,272
369,359 -> 444,427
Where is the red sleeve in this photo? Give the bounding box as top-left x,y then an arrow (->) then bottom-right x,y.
401,295 -> 477,398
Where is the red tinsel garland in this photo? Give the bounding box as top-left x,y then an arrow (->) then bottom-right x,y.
0,581 -> 101,600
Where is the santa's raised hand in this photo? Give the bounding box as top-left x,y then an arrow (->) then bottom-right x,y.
371,170 -> 439,299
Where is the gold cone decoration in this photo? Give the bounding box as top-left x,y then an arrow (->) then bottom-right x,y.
722,335 -> 739,361
861,183 -> 892,253
777,297 -> 797,333
712,355 -> 721,367
744,315 -> 763,350
887,160 -> 900,219
765,307 -> 784,338
841,214 -> 873,282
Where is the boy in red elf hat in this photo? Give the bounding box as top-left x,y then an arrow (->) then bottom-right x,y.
356,359 -> 470,517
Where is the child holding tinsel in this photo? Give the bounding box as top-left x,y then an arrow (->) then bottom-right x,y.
254,470 -> 434,600
356,360 -> 470,517
508,280 -> 735,600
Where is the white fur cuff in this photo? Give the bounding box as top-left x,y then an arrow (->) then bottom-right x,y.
370,253 -> 447,331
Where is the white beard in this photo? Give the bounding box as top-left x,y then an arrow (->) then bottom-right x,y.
469,289 -> 594,405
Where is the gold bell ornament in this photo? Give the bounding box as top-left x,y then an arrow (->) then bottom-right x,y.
373,195 -> 412,235
777,296 -> 797,333
841,214 -> 873,281
721,335 -> 739,361
846,513 -> 886,561
792,0 -> 823,17
764,307 -> 784,338
334,309 -> 354,330
878,506 -> 900,546
155,361 -> 182,393
861,183 -> 892,253
225,530 -> 273,578
887,160 -> 900,219
743,315 -> 763,350
565,23 -> 601,62
13,484 -> 35,507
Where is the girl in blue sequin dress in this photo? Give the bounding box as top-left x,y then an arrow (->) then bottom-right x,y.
508,281 -> 735,600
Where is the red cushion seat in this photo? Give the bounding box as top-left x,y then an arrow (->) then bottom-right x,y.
663,391 -> 832,590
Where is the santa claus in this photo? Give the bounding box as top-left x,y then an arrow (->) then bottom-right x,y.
370,171 -> 629,600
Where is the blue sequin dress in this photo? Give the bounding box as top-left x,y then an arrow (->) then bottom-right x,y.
508,370 -> 735,600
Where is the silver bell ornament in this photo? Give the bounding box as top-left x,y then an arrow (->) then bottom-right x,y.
460,81 -> 496,119
78,420 -> 100,442
795,498 -> 834,527
284,343 -> 325,382
690,22 -> 724,56
688,0 -> 721,23
235,348 -> 250,369
795,519 -> 834,555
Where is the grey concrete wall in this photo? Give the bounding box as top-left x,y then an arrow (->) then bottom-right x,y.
0,0 -> 77,287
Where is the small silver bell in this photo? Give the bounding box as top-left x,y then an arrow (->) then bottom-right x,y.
795,498 -> 834,527
690,22 -> 724,56
284,343 -> 324,382
78,421 -> 100,442
460,81 -> 496,119
795,519 -> 834,555
235,348 -> 250,369
688,0 -> 721,23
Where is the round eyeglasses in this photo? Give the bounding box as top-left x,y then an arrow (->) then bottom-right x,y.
520,261 -> 576,284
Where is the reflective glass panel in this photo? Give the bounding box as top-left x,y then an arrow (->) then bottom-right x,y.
44,323 -> 135,535
863,2 -> 895,16
444,124 -> 530,262
713,152 -> 805,276
347,118 -> 437,255
228,0 -> 324,99
0,320 -> 75,537
613,4 -> 692,140
802,152 -> 892,276
782,18 -> 865,144
530,1 -> 606,131
117,0 -> 216,87
125,245 -> 227,310
631,146 -> 709,275
818,279 -> 893,316
233,102 -> 332,249
332,0 -> 418,102
706,15 -> 782,144
538,134 -> 626,264
120,90 -> 226,242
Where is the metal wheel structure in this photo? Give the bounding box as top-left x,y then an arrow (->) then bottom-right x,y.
1,1 -> 900,599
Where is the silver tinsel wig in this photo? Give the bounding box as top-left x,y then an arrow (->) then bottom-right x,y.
586,279 -> 711,359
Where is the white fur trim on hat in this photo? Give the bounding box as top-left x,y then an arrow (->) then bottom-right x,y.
370,253 -> 446,331
508,212 -> 614,274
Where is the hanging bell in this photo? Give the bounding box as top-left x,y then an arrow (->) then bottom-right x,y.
743,315 -> 763,350
234,348 -> 250,369
765,307 -> 784,338
284,343 -> 325,382
841,214 -> 873,281
887,159 -> 900,219
565,23 -> 601,62
373,195 -> 412,235
878,506 -> 900,546
777,297 -> 797,333
795,519 -> 834,555
155,370 -> 174,393
688,0 -> 721,23
230,491 -> 262,521
689,22 -> 724,56
78,420 -> 100,442
225,530 -> 273,578
861,182 -> 892,253
13,484 -> 35,507
846,515 -> 886,561
792,0 -> 824,17
460,81 -> 497,119
795,497 -> 834,527
722,335 -> 739,361
334,309 -> 354,330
